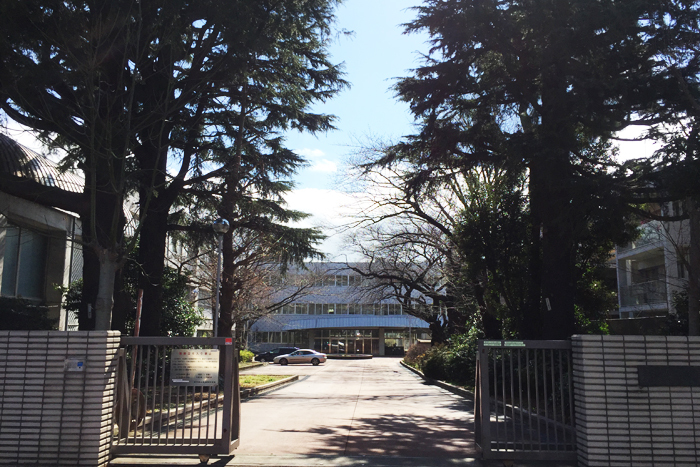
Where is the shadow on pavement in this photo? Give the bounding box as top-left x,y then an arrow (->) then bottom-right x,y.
279,412 -> 476,458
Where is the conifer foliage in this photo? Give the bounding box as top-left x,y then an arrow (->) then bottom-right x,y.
376,0 -> 685,338
0,0 -> 345,333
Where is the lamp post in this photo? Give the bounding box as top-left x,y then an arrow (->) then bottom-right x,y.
212,218 -> 230,338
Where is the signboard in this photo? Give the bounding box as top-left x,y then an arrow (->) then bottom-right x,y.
482,340 -> 526,348
170,349 -> 220,386
64,358 -> 85,372
483,340 -> 502,347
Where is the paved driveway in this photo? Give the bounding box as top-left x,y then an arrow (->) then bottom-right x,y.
238,357 -> 476,459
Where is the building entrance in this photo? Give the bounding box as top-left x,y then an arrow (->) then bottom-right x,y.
314,329 -> 379,355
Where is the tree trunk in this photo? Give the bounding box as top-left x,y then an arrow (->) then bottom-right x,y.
79,244 -> 99,330
687,198 -> 700,336
111,267 -> 130,333
219,226 -> 235,338
136,138 -> 171,336
535,77 -> 577,340
138,200 -> 169,336
95,249 -> 119,330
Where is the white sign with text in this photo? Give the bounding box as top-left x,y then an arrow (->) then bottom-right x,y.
170,349 -> 219,386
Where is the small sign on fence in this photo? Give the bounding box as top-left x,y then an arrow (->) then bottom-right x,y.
483,340 -> 502,347
170,349 -> 220,386
64,358 -> 85,372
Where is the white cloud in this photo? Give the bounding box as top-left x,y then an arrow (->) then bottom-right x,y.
310,159 -> 338,173
285,188 -> 369,260
295,148 -> 326,159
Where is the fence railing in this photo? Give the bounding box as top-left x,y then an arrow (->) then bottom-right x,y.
111,337 -> 240,459
619,280 -> 667,307
475,340 -> 576,461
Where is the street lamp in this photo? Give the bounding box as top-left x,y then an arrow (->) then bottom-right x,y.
212,218 -> 230,339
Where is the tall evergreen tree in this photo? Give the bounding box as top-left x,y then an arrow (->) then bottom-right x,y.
0,0 -> 345,333
380,0 -> 679,338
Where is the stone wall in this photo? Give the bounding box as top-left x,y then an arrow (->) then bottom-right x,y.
572,335 -> 700,466
0,331 -> 120,466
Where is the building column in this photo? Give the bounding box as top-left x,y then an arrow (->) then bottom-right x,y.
378,328 -> 385,356
308,329 -> 315,349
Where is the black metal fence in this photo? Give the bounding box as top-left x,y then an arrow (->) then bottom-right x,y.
475,340 -> 576,461
111,337 -> 240,459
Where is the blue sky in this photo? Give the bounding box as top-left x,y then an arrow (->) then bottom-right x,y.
285,0 -> 429,191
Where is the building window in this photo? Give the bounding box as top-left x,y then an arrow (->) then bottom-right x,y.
323,275 -> 335,287
1,225 -> 48,299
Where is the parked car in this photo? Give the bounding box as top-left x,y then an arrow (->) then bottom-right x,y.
273,349 -> 327,366
254,347 -> 299,362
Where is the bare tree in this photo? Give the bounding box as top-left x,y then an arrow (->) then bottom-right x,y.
342,153 -> 480,340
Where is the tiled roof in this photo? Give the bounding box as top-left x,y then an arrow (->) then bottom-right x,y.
0,133 -> 83,193
250,314 -> 430,332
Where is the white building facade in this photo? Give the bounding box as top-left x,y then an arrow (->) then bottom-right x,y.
615,203 -> 689,318
248,263 -> 431,356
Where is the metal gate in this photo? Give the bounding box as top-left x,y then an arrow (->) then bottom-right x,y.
111,337 -> 240,459
475,340 -> 576,461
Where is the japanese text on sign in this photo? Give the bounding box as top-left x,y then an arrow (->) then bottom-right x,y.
170,349 -> 220,386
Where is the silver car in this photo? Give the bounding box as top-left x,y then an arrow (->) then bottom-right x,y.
273,349 -> 327,366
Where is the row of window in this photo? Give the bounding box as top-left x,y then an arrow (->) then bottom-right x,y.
249,330 -> 310,344
312,274 -> 364,287
273,303 -> 403,315
248,329 -> 431,344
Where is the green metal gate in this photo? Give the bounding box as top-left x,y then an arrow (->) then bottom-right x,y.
475,339 -> 577,461
111,337 -> 240,461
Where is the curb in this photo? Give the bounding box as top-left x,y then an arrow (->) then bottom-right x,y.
240,362 -> 265,371
240,375 -> 299,399
326,354 -> 372,360
399,360 -> 475,400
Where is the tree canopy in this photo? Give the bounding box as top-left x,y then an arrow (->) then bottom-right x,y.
0,0 -> 345,334
360,0 -> 691,339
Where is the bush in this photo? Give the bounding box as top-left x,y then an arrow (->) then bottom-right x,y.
419,345 -> 449,380
404,343 -> 427,365
443,328 -> 481,386
239,349 -> 254,363
0,297 -> 57,330
415,326 -> 482,387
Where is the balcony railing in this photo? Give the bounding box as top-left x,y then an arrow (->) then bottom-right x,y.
618,221 -> 664,253
619,280 -> 667,307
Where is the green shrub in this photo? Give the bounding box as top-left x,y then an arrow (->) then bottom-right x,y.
416,326 -> 482,387
419,345 -> 449,380
404,343 -> 427,365
0,297 -> 57,330
443,328 -> 481,386
239,349 -> 254,363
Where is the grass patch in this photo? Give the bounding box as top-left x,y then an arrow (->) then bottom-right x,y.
239,375 -> 288,388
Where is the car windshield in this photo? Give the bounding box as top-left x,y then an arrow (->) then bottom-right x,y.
290,351 -> 299,355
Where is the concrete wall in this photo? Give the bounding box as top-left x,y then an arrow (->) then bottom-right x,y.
572,335 -> 700,466
0,331 -> 120,466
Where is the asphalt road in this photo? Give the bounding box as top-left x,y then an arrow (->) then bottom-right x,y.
236,357 -> 476,459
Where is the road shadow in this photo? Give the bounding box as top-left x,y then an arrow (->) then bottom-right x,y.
280,412 -> 477,458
